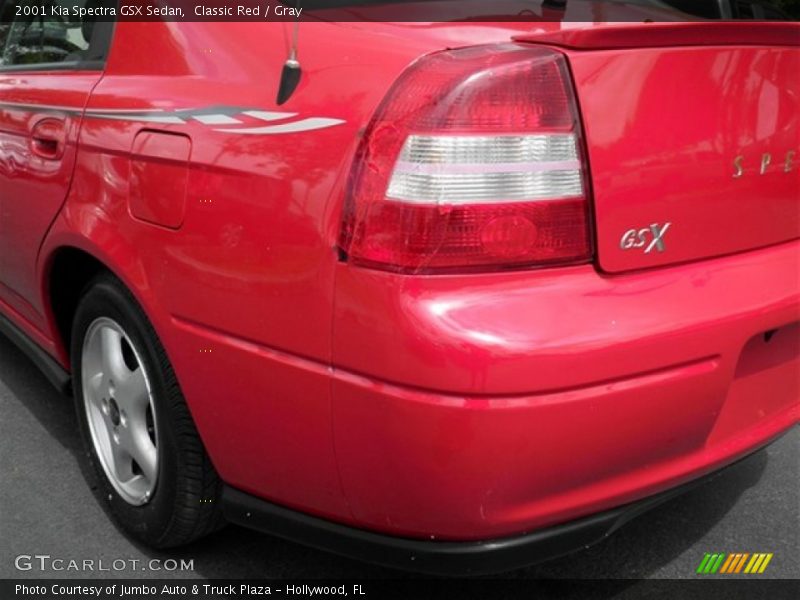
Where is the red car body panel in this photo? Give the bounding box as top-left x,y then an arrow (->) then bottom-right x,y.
0,72 -> 101,332
0,14 -> 798,546
569,44 -> 799,273
330,245 -> 798,537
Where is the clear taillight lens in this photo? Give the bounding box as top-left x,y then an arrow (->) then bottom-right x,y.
339,44 -> 593,273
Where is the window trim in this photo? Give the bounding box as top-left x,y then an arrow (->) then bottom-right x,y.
0,59 -> 105,72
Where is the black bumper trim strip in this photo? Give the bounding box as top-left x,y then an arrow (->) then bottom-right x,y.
221,448 -> 769,576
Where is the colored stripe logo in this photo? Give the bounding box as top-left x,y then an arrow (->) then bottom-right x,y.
696,553 -> 773,574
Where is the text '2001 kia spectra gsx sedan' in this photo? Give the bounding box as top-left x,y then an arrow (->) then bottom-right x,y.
0,0 -> 797,575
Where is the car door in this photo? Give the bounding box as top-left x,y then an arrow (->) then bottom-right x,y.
0,1 -> 113,331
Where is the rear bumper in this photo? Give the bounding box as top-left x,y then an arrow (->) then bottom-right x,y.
331,240 -> 799,539
172,240 -> 799,546
221,438 -> 785,576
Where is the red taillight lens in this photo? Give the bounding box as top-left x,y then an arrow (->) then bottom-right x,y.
340,44 -> 593,273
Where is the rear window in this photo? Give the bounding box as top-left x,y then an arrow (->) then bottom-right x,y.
302,0 -> 796,20
657,1 -> 722,18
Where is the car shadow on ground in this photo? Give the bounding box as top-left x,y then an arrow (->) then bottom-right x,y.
0,333 -> 769,582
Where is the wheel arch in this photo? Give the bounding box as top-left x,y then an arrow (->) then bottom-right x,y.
41,238 -> 159,371
46,247 -> 107,366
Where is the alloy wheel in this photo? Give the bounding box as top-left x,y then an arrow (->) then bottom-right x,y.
81,317 -> 159,506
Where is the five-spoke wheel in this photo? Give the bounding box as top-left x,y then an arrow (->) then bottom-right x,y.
72,273 -> 223,547
81,317 -> 158,506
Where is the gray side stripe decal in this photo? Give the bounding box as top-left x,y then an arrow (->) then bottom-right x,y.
84,107 -> 344,134
87,113 -> 186,124
0,102 -> 345,134
191,114 -> 242,125
242,110 -> 298,121
0,101 -> 82,115
214,117 -> 346,135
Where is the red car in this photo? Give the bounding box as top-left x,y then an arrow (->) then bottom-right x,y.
0,1 -> 797,574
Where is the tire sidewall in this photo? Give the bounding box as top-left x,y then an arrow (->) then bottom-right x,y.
72,276 -> 181,546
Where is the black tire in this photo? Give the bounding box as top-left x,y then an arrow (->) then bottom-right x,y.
71,272 -> 224,548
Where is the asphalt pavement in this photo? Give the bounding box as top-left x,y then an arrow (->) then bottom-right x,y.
1,332 -> 798,583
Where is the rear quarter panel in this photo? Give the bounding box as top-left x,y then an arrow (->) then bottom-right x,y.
41,21 -> 433,520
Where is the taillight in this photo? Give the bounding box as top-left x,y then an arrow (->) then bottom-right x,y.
339,44 -> 593,274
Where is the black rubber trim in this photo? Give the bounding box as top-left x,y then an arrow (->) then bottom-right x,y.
0,62 -> 104,73
222,449 -> 767,576
0,313 -> 71,395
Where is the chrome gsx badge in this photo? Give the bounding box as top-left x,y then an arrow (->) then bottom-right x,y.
620,223 -> 671,254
